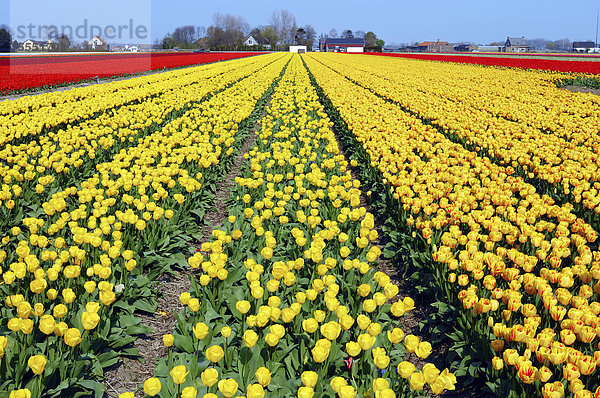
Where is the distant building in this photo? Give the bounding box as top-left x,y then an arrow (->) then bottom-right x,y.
505,37 -> 530,52
137,44 -> 154,52
289,45 -> 307,53
382,45 -> 405,53
244,29 -> 269,47
89,35 -> 109,51
418,40 -> 453,52
324,38 -> 365,52
478,45 -> 505,52
22,39 -> 56,51
454,43 -> 478,52
573,41 -> 595,52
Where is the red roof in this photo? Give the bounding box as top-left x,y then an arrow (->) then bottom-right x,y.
419,41 -> 449,46
92,35 -> 106,44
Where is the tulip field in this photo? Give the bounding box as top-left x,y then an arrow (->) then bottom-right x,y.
1,50 -> 600,398
0,52 -> 261,94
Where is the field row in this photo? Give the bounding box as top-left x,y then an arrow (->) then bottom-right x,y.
316,54 -> 600,220
0,52 -> 289,396
121,55 -> 457,398
305,53 -> 600,396
371,53 -> 600,74
3,51 -> 600,397
0,53 -> 261,94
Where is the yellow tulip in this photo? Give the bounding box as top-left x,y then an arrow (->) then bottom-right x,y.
27,354 -> 47,375
181,387 -> 197,398
298,386 -> 315,398
143,378 -> 161,396
247,383 -> 265,398
300,371 -> 318,388
81,311 -> 100,330
162,334 -> 174,347
243,330 -> 258,347
201,368 -> 219,387
217,378 -> 239,398
397,361 -> 416,378
409,371 -> 425,391
205,345 -> 224,363
167,365 -> 188,385
64,328 -> 82,347
193,322 -> 209,340
9,389 -> 31,398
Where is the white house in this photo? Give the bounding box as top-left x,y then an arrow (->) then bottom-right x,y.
244,36 -> 259,46
289,45 -> 307,53
244,29 -> 269,48
89,35 -> 107,50
22,39 -> 54,51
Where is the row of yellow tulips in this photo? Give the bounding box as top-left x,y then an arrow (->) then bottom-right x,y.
124,55 -> 456,398
0,53 -> 282,233
0,53 -> 289,397
0,55 -> 265,146
312,54 -> 600,224
305,53 -> 600,397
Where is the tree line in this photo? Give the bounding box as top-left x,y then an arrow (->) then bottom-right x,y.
160,10 -> 319,51
159,10 -> 385,51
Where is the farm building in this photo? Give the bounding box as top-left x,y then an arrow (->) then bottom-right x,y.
505,36 -> 530,52
323,38 -> 365,53
417,40 -> 453,52
454,43 -> 478,52
573,41 -> 595,52
289,45 -> 307,53
21,39 -> 56,51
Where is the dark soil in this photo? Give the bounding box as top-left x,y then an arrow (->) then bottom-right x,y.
562,85 -> 600,95
103,100 -> 267,397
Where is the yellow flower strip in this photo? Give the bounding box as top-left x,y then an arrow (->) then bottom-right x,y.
305,54 -> 600,394
0,54 -> 270,147
310,54 -> 600,218
0,54 -> 285,221
144,55 -> 456,398
0,55 -> 290,394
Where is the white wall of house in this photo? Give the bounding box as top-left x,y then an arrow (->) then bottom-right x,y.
347,46 -> 364,53
244,36 -> 258,46
289,45 -> 307,53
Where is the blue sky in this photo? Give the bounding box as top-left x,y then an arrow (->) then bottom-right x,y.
3,0 -> 600,45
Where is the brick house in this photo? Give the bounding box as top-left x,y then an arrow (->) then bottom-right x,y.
418,40 -> 453,52
505,37 -> 530,52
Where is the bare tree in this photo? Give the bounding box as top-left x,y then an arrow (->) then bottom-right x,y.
304,25 -> 316,49
206,26 -> 226,48
173,25 -> 197,47
354,30 -> 365,40
208,13 -> 249,50
270,10 -> 297,49
329,29 -> 338,38
58,34 -> 71,51
196,26 -> 207,41
261,25 -> 279,49
342,29 -> 354,39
